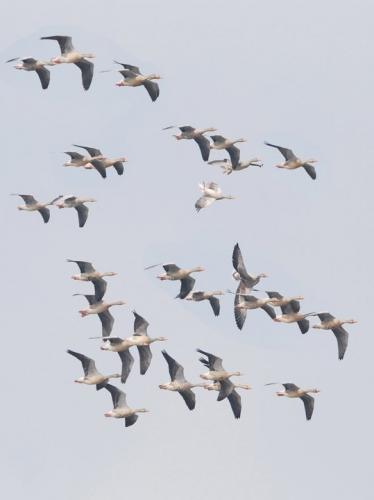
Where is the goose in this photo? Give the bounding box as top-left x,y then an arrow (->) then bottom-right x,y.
103,384 -> 149,427
195,182 -> 235,212
234,293 -> 276,330
159,350 -> 206,410
67,259 -> 117,301
208,158 -> 263,175
64,151 -> 97,169
312,312 -> 358,360
66,349 -> 120,390
114,62 -> 160,102
165,126 -> 217,161
41,35 -> 94,90
197,349 -> 243,400
146,263 -> 205,299
52,195 -> 96,228
74,294 -> 125,337
264,291 -> 304,310
204,379 -> 246,419
266,383 -> 320,420
11,193 -> 55,223
273,300 -> 316,334
186,291 -> 224,316
72,144 -> 127,176
97,311 -> 167,383
232,243 -> 268,292
210,135 -> 246,167
8,57 -> 55,89
265,142 -> 317,180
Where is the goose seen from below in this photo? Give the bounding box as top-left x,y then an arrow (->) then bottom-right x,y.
195,182 -> 235,212
164,125 -> 216,161
66,349 -> 120,390
115,61 -> 160,102
265,142 -> 317,180
52,195 -> 96,227
103,384 -> 149,427
186,290 -> 224,316
75,294 -> 126,337
234,291 -> 276,330
8,57 -> 55,89
210,135 -> 246,167
67,259 -> 117,301
73,144 -> 127,176
266,383 -> 320,420
146,263 -> 205,299
312,312 -> 357,360
12,194 -> 54,223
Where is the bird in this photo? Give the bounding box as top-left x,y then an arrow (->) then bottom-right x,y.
74,294 -> 126,337
312,312 -> 358,360
197,348 -> 243,400
11,194 -> 55,223
67,259 -> 117,302
66,349 -> 120,390
146,263 -> 205,299
52,195 -> 96,228
98,311 -> 167,383
207,158 -> 263,175
114,61 -> 160,102
266,383 -> 320,420
72,144 -> 127,176
167,126 -> 217,161
8,57 -> 55,89
273,300 -> 316,334
63,151 -> 103,169
185,291 -> 224,316
159,350 -> 206,410
232,243 -> 268,292
103,384 -> 149,427
195,182 -> 235,212
41,35 -> 94,90
210,135 -> 246,167
264,291 -> 304,311
234,293 -> 276,330
265,142 -> 317,180
204,379 -> 246,419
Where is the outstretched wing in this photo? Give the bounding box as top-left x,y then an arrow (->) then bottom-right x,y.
67,259 -> 95,273
118,350 -> 135,384
38,207 -> 50,223
104,383 -> 127,408
41,35 -> 74,54
74,59 -> 94,90
195,195 -> 215,212
98,310 -> 114,337
332,326 -> 349,360
93,278 -> 107,302
72,144 -> 102,157
133,311 -> 149,336
194,135 -> 210,161
161,350 -> 186,382
265,142 -> 296,161
35,66 -> 50,89
177,276 -> 195,299
300,394 -> 315,420
67,349 -> 97,376
137,345 -> 152,375
227,390 -> 241,419
178,389 -> 196,410
226,145 -> 240,167
143,80 -> 159,102
303,163 -> 316,180
114,61 -> 141,74
208,296 -> 220,316
113,161 -> 124,175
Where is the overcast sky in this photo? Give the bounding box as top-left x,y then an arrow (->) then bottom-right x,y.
1,1 -> 373,499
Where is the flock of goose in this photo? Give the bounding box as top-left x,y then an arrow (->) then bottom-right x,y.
9,34 -> 358,427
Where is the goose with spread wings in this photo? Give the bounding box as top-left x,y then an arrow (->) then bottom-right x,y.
312,312 -> 357,360
52,195 -> 96,227
266,382 -> 320,420
11,193 -> 55,223
8,57 -> 55,89
67,259 -> 117,301
75,294 -> 125,337
103,384 -> 149,427
265,142 -> 317,180
114,61 -> 160,102
195,182 -> 235,212
146,263 -> 205,299
186,290 -> 224,316
166,125 -> 216,161
67,349 -> 120,390
72,144 -> 127,176
210,135 -> 246,168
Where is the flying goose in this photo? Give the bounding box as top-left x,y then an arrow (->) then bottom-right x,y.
8,57 -> 55,89
210,135 -> 246,167
266,383 -> 320,420
103,384 -> 149,427
204,379 -> 245,419
72,144 -> 127,176
312,312 -> 357,360
67,259 -> 117,301
265,142 -> 317,180
264,291 -> 304,310
186,291 -> 224,316
52,195 -> 96,228
75,294 -> 126,337
166,126 -> 217,161
146,263 -> 205,299
197,349 -> 243,400
97,311 -> 167,383
195,182 -> 235,212
208,158 -> 263,175
66,349 -> 120,390
64,151 -> 97,168
159,350 -> 206,410
114,62 -> 160,102
41,35 -> 94,90
11,193 -> 54,223
234,292 -> 276,330
232,243 -> 268,291
273,299 -> 316,334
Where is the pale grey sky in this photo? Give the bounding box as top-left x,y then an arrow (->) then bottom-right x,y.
1,1 -> 373,499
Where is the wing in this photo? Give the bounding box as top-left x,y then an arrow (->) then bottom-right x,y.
161,350 -> 185,381
227,390 -> 241,419
137,345 -> 152,375
38,207 -> 50,223
118,350 -> 135,384
67,349 -> 97,376
195,196 -> 215,212
65,151 -> 84,160
179,126 -> 195,133
297,319 -> 309,334
125,414 -> 139,427
178,389 -> 196,410
93,278 -> 107,302
163,264 -> 180,273
75,205 -> 89,228
35,66 -> 50,89
41,35 -> 74,54
210,135 -> 225,144
177,276 -> 195,299
264,142 -> 296,161
290,300 -> 301,313
15,194 -> 37,205
113,161 -> 124,175
261,304 -> 276,319
90,159 -> 107,178
217,379 -> 235,401
76,293 -> 97,306
98,310 -> 114,337
266,291 -> 283,300
67,259 -> 95,273
114,61 -> 141,74
226,145 -> 240,167
303,163 -> 316,180
208,297 -> 220,316
74,59 -> 94,90
318,312 -> 335,322
194,135 -> 210,161
332,326 -> 349,360
143,80 -> 159,102
196,349 -> 224,371
133,311 -> 149,336
72,144 -> 102,157
119,69 -> 138,79
232,243 -> 250,280
283,383 -> 299,391
300,394 -> 315,420
234,282 -> 248,330
104,383 -> 127,408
